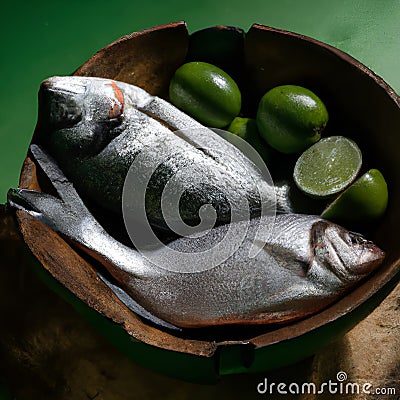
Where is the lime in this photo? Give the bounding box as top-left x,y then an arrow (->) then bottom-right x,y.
256,85 -> 328,154
169,61 -> 241,128
321,169 -> 388,223
227,117 -> 273,164
293,136 -> 362,198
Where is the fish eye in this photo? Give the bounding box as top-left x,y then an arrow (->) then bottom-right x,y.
347,231 -> 366,245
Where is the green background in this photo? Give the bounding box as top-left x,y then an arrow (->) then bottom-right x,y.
1,0 -> 400,203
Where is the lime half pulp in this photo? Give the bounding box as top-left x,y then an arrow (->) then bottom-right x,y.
293,136 -> 362,198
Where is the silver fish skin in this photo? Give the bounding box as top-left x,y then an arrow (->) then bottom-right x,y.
126,214 -> 385,327
37,76 -> 288,230
8,146 -> 385,328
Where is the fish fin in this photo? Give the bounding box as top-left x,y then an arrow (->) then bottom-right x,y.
7,188 -> 64,233
8,146 -> 99,245
29,144 -> 87,210
98,272 -> 181,331
309,220 -> 330,269
260,241 -> 309,277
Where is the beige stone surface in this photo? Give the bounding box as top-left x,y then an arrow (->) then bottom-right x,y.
0,238 -> 399,400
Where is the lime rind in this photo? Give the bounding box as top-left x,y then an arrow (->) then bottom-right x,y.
169,61 -> 241,128
321,169 -> 388,222
293,136 -> 362,198
256,85 -> 328,154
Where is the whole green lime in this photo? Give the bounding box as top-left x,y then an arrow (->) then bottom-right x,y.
169,62 -> 241,128
321,169 -> 388,223
256,85 -> 328,153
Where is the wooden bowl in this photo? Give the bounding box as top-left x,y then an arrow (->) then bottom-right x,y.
14,21 -> 400,383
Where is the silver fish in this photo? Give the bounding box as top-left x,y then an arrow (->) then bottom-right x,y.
37,76 -> 290,230
8,146 -> 385,327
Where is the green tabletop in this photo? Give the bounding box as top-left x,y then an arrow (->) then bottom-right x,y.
1,0 -> 400,203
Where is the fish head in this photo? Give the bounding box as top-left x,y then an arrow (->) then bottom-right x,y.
311,220 -> 385,285
37,76 -> 127,157
39,76 -> 125,127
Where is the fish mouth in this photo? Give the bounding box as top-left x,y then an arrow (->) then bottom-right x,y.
333,231 -> 385,278
315,223 -> 385,282
38,78 -> 85,130
41,76 -> 88,95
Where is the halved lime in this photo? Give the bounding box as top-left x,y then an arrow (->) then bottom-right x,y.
293,136 -> 362,198
321,169 -> 388,223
